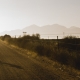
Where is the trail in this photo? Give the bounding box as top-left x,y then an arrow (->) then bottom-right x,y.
0,40 -> 61,80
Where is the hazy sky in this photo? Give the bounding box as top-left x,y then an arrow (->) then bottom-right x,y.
0,0 -> 80,32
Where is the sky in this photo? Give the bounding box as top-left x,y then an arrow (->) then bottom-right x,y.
0,0 -> 80,32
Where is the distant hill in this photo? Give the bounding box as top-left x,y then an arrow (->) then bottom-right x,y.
0,24 -> 80,39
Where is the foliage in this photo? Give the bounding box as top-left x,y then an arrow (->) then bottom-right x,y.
60,36 -> 80,51
0,34 -> 11,42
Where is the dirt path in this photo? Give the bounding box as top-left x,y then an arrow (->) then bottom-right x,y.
0,40 -> 79,80
0,40 -> 62,80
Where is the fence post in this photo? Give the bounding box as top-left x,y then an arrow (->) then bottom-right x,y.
48,36 -> 49,39
15,35 -> 16,39
57,36 -> 59,51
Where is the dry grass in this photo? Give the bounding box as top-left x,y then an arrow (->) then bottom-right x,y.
1,39 -> 80,80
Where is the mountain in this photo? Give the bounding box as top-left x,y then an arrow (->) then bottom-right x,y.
64,26 -> 80,34
0,24 -> 80,39
0,29 -> 22,37
22,24 -> 41,34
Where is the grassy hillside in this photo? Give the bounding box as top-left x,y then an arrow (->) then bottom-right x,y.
1,34 -> 80,70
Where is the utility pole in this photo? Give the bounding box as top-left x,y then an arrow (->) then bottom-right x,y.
15,35 -> 16,39
57,36 -> 59,51
63,32 -> 65,38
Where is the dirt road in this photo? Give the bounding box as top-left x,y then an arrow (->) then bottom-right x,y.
0,40 -> 64,80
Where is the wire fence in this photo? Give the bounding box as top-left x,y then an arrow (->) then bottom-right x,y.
40,33 -> 80,39
40,33 -> 80,52
54,37 -> 80,53
11,33 -> 80,52
11,32 -> 80,39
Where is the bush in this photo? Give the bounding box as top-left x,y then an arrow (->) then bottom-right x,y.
2,34 -> 11,42
60,36 -> 80,51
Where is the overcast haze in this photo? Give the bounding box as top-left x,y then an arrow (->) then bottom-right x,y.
0,0 -> 80,32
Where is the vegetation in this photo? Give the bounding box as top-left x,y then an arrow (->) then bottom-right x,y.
60,36 -> 80,51
0,34 -> 80,70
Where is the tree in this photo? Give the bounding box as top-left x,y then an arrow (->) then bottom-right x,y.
3,34 -> 11,42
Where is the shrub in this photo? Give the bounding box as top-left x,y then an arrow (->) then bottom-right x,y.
60,36 -> 80,51
2,34 -> 11,42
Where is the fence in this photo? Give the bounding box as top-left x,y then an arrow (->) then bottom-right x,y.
53,36 -> 80,53
8,33 -> 80,52
40,33 -> 80,39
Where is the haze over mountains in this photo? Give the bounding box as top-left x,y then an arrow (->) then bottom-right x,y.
0,24 -> 80,39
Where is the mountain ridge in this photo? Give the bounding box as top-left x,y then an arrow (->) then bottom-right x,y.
0,24 -> 80,38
